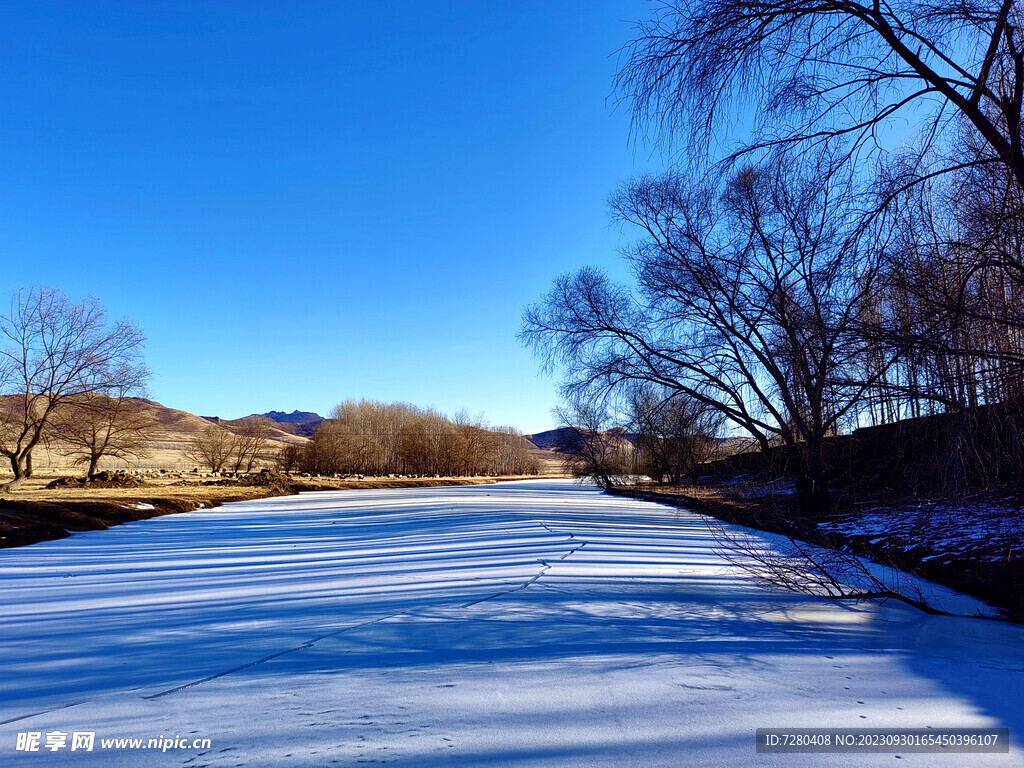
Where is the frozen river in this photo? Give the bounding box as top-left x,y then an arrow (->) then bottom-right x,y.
1,479 -> 1022,766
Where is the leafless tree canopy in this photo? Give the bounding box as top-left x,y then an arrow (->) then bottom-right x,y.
275,444 -> 302,474
518,0 -> 1024,610
552,397 -> 635,489
857,132 -> 1024,417
228,416 -> 277,473
187,424 -> 236,474
619,0 -> 1024,195
627,383 -> 724,484
50,382 -> 157,478
186,417 -> 283,475
550,388 -> 722,489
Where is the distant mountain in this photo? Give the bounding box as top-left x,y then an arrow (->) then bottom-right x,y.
251,410 -> 325,437
201,410 -> 330,437
260,410 -> 324,425
524,427 -> 580,451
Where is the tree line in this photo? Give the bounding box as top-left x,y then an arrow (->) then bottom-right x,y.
294,400 -> 540,477
522,0 -> 1024,513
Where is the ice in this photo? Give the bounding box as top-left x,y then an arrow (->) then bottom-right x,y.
0,480 -> 1021,766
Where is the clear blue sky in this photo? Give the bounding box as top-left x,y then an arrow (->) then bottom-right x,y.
0,0 -> 653,433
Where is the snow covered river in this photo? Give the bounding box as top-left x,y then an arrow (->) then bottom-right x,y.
1,479 -> 1022,766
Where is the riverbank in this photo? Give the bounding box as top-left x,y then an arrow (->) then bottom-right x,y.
608,483 -> 1024,621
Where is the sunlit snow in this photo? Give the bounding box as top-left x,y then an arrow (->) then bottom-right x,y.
1,480 -> 1021,766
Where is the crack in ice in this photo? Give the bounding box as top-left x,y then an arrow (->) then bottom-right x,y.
146,519 -> 587,700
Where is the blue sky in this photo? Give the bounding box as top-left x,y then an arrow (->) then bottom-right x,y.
0,1 -> 653,433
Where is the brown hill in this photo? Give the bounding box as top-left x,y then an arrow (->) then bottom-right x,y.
524,427 -> 579,451
202,414 -> 312,445
23,398 -> 306,474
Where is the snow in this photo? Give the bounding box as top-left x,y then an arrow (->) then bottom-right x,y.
1,479 -> 1022,766
819,501 -> 1024,564
710,517 -> 1000,618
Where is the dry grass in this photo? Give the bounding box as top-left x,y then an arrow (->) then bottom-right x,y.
530,449 -> 566,475
4,397 -> 307,475
10,475 -> 270,504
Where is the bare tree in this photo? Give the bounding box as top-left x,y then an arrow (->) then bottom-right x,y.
618,0 -> 1024,197
276,443 -> 302,474
451,409 -> 488,477
228,416 -> 276,473
187,423 -> 235,474
0,287 -> 146,489
485,427 -> 541,476
50,363 -> 157,477
523,156 -> 886,512
628,383 -> 723,485
552,397 -> 633,489
879,146 -> 1024,404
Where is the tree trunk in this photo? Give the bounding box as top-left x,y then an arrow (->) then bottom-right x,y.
2,454 -> 28,491
789,443 -> 832,516
87,453 -> 101,479
805,462 -> 832,515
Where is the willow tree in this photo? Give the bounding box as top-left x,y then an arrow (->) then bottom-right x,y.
619,0 -> 1024,195
523,156 -> 885,512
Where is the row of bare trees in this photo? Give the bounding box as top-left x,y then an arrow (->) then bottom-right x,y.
523,0 -> 1024,513
0,289 -> 537,483
187,417 -> 279,474
297,400 -> 540,477
519,0 -> 1024,611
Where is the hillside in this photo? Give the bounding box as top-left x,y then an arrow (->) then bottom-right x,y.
208,410 -> 326,437
23,398 -> 306,474
524,427 -> 579,451
212,413 -> 320,443
10,399 -> 560,476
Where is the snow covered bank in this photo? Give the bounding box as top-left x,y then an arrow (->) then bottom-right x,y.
819,499 -> 1024,565
0,480 -> 1021,766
